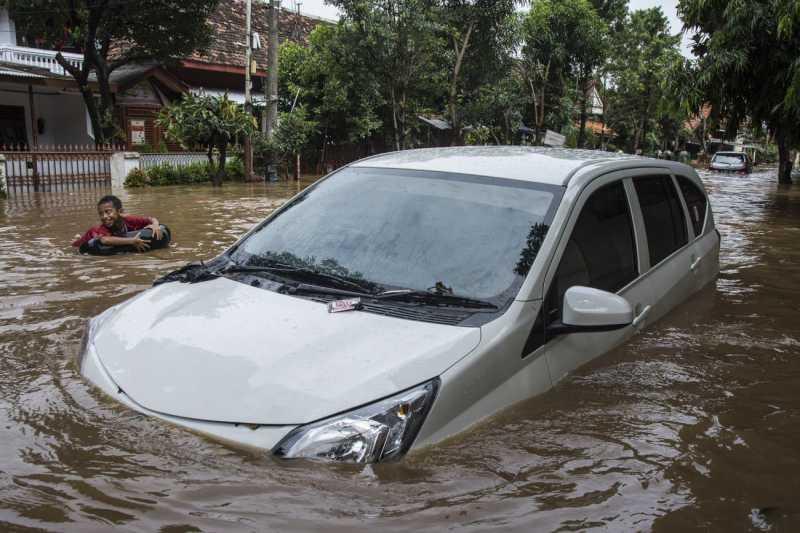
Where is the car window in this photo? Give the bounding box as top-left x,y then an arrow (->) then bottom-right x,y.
633,176 -> 688,266
713,153 -> 744,164
676,176 -> 708,237
545,180 -> 638,325
230,167 -> 561,304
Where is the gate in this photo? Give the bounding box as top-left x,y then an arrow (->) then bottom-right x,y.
1,145 -> 120,194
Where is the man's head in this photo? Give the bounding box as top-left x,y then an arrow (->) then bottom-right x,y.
97,195 -> 123,229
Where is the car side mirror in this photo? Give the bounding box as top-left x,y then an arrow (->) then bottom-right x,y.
546,286 -> 633,336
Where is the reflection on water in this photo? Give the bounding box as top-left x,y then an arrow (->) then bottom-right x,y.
1,170 -> 800,531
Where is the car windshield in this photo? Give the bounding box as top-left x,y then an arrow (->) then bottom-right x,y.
230,167 -> 561,303
713,153 -> 744,164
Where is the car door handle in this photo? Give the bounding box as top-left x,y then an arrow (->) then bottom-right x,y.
632,305 -> 651,328
690,256 -> 702,272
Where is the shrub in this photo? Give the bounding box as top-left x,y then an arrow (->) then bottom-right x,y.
224,157 -> 245,181
124,159 -> 251,187
124,168 -> 149,187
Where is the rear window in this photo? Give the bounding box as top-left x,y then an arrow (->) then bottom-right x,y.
713,153 -> 744,164
633,176 -> 688,266
676,176 -> 708,237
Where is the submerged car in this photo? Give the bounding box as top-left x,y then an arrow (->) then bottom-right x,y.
709,151 -> 752,173
78,147 -> 720,463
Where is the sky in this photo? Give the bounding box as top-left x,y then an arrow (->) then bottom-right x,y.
286,0 -> 693,56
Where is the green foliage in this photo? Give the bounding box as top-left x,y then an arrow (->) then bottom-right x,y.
124,160 -> 246,188
158,93 -> 256,185
679,0 -> 800,181
5,0 -> 219,144
520,0 -> 608,141
158,93 -> 255,151
124,168 -> 148,187
326,0 -> 449,150
604,7 -> 682,152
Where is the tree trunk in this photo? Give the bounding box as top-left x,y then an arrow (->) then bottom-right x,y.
449,21 -> 474,145
577,69 -> 589,148
390,88 -> 400,152
776,128 -> 794,184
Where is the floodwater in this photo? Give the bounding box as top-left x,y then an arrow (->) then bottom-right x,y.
0,168 -> 799,532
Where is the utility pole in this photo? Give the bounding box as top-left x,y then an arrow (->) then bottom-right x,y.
264,0 -> 279,139
243,0 -> 254,180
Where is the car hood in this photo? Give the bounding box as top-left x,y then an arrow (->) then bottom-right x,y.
92,277 -> 481,425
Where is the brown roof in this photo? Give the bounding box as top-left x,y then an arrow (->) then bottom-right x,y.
189,0 -> 324,69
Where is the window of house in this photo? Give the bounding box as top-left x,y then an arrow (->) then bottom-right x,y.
0,105 -> 28,147
633,176 -> 688,267
676,176 -> 708,237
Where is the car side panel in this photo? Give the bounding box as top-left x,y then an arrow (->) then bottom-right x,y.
413,299 -> 553,448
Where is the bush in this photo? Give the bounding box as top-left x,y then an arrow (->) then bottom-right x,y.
124,168 -> 149,187
124,160 -> 248,187
224,157 -> 245,181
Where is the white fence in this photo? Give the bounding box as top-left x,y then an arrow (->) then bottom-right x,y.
0,45 -> 84,76
139,152 -> 212,171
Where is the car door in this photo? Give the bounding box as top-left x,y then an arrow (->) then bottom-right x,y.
628,173 -> 696,323
524,172 -> 654,384
674,173 -> 720,292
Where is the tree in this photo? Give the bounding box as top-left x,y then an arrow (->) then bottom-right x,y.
604,8 -> 681,153
158,93 -> 256,186
256,107 -> 318,179
435,0 -> 521,140
279,24 -> 382,161
461,71 -> 528,144
519,0 -> 607,144
679,0 -> 800,182
4,0 -> 219,144
327,0 -> 446,151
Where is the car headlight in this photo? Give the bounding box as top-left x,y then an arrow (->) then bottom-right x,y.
77,306 -> 117,372
273,378 -> 439,463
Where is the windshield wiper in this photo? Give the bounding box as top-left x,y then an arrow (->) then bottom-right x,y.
373,289 -> 498,310
221,263 -> 376,294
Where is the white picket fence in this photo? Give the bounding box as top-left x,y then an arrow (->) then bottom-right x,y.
139,152 -> 213,170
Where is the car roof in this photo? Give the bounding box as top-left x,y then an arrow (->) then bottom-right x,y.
350,146 -> 692,186
713,151 -> 744,156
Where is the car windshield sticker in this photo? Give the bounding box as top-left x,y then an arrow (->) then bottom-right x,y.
328,298 -> 362,313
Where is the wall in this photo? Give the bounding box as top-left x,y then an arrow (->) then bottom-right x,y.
0,9 -> 16,46
0,83 -> 93,147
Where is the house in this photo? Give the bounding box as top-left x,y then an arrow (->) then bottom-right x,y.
0,1 -> 323,150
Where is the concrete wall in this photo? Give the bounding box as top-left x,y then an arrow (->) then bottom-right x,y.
110,152 -> 140,191
0,83 -> 93,147
0,9 -> 16,46
0,154 -> 6,197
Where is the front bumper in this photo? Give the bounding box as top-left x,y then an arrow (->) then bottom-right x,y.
80,342 -> 297,451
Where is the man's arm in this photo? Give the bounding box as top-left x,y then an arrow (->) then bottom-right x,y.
99,234 -> 150,252
125,215 -> 162,240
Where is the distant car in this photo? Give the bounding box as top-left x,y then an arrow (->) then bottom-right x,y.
709,151 -> 752,173
78,147 -> 720,463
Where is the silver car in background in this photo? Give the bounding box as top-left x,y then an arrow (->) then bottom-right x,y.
709,151 -> 752,173
78,147 -> 720,463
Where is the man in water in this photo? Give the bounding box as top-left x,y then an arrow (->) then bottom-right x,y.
72,195 -> 162,252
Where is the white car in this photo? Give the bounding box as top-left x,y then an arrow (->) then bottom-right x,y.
78,147 -> 720,463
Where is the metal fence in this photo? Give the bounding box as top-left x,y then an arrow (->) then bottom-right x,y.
139,152 -> 212,171
0,145 -> 120,194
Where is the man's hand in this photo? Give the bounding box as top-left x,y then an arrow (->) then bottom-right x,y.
148,218 -> 162,240
131,233 -> 151,252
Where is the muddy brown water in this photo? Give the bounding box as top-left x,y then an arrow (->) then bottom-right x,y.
0,169 -> 799,532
